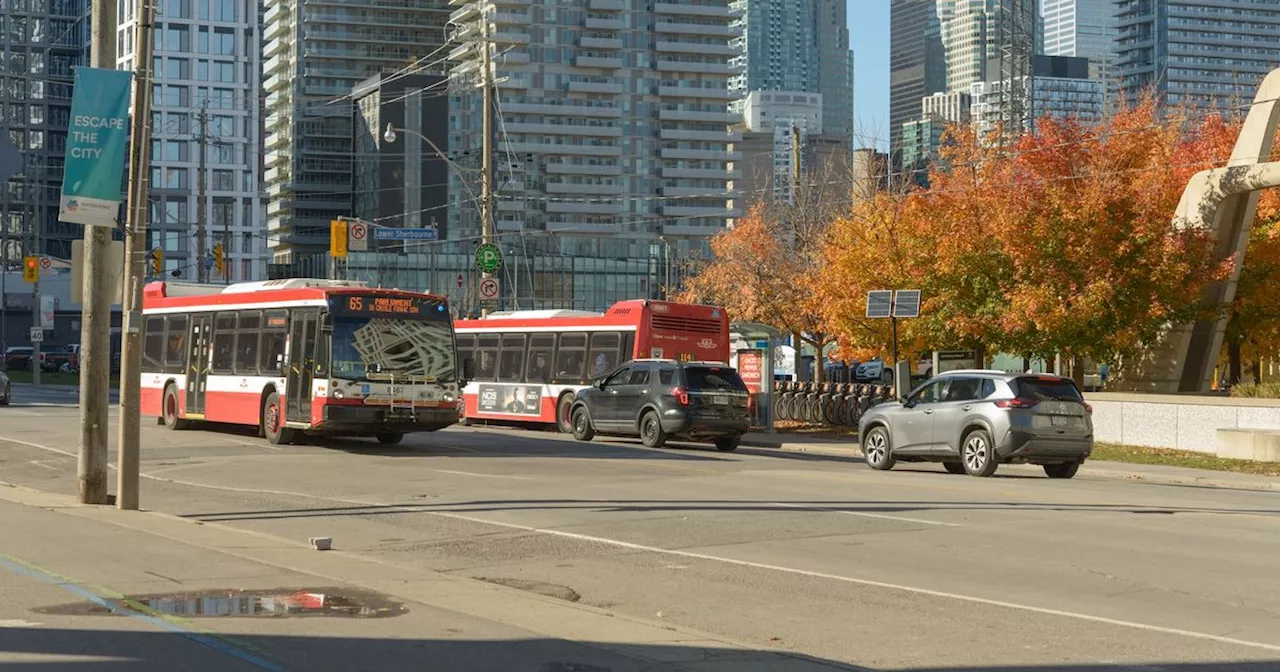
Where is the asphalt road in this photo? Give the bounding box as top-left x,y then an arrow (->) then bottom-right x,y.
1,402 -> 1279,671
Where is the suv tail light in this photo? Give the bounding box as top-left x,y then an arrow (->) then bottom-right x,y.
994,398 -> 1038,409
672,387 -> 689,406
1083,403 -> 1092,414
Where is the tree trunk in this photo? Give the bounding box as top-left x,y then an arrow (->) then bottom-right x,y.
1250,356 -> 1262,386
1070,356 -> 1085,388
1228,337 -> 1243,385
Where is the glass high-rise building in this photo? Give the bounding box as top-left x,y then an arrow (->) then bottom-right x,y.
120,0 -> 267,282
889,0 -> 946,162
262,0 -> 449,262
731,0 -> 854,143
448,0 -> 740,258
1,0 -> 85,265
1114,0 -> 1280,113
1041,0 -> 1114,82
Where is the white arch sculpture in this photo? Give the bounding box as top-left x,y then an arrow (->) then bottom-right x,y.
1128,68 -> 1280,393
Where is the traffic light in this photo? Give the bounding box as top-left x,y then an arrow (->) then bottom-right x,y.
151,248 -> 163,275
22,256 -> 38,283
213,243 -> 225,276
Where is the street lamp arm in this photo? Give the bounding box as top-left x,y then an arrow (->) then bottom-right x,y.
383,124 -> 482,174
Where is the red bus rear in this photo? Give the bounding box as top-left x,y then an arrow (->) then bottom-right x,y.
454,300 -> 729,432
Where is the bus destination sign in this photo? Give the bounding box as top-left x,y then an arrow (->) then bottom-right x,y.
330,294 -> 446,319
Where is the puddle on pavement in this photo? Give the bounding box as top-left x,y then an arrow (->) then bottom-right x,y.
35,587 -> 406,619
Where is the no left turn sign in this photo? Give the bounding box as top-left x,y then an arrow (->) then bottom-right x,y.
348,222 -> 368,251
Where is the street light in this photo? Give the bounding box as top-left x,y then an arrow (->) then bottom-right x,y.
383,123 -> 397,144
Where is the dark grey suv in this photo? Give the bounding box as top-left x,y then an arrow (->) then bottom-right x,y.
570,360 -> 750,452
858,370 -> 1093,478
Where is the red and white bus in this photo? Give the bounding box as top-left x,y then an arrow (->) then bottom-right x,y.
141,279 -> 459,445
453,300 -> 730,431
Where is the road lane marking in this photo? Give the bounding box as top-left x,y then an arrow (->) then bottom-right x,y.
435,469 -> 533,480
767,501 -> 961,527
5,432 -> 1280,654
0,553 -> 285,671
0,619 -> 43,627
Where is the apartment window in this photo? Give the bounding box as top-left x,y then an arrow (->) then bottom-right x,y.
164,25 -> 189,51
212,28 -> 234,55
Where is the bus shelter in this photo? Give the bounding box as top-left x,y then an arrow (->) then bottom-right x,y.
730,322 -> 782,433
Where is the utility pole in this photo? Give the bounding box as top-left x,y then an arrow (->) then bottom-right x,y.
79,0 -> 117,505
117,0 -> 156,512
196,105 -> 209,283
790,124 -> 802,199
479,13 -> 494,317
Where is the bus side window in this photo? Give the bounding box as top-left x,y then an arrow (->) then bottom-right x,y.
498,334 -> 526,382
554,333 -> 587,383
476,334 -> 499,381
260,310 -> 288,374
621,331 -> 636,363
526,333 -> 555,383
164,316 -> 188,373
211,313 -> 236,373
143,317 -> 165,369
588,332 -> 621,378
235,312 -> 261,375
455,334 -> 476,380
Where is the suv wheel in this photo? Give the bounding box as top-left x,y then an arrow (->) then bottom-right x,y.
571,407 -> 595,441
639,411 -> 667,448
961,429 -> 999,477
1043,462 -> 1081,479
714,435 -> 740,452
863,426 -> 895,470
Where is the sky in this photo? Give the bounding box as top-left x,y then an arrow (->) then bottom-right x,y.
849,1 -> 891,150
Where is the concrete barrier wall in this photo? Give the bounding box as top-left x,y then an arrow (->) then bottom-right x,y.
1085,393 -> 1280,453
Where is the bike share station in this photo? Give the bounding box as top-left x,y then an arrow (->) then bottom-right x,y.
729,322 -> 781,434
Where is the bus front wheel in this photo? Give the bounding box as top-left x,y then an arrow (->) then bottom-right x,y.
262,391 -> 295,445
162,384 -> 189,431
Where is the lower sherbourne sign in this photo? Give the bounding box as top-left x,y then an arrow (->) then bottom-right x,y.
58,67 -> 133,228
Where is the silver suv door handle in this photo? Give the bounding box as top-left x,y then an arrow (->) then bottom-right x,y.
962,405 -> 971,411
923,409 -> 933,414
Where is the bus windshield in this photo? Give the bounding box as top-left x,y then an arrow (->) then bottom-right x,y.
330,317 -> 456,383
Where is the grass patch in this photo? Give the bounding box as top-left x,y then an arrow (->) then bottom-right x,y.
1230,382 -> 1280,399
4,370 -> 119,387
1092,442 -> 1280,477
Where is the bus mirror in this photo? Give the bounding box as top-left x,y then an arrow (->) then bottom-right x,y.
461,359 -> 476,381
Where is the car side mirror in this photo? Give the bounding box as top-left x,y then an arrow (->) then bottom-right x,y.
597,379 -> 607,389
902,398 -> 915,408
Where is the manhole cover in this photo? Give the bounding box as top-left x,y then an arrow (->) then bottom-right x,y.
35,587 -> 406,619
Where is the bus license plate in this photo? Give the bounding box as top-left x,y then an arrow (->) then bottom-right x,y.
713,395 -> 728,405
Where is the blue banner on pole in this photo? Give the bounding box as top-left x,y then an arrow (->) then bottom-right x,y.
372,227 -> 439,241
59,67 -> 133,228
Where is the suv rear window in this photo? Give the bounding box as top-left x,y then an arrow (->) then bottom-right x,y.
684,367 -> 747,391
1014,377 -> 1083,402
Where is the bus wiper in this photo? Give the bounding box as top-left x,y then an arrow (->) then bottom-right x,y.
367,371 -> 434,383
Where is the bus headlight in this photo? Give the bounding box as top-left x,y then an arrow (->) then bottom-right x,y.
443,393 -> 455,403
333,389 -> 345,400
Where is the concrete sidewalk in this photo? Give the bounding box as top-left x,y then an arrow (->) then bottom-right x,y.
0,484 -> 859,672
741,431 -> 1280,492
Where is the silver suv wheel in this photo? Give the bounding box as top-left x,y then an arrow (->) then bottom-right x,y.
863,426 -> 895,471
961,429 -> 999,477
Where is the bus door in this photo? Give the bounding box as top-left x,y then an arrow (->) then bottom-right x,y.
186,314 -> 213,416
286,312 -> 318,423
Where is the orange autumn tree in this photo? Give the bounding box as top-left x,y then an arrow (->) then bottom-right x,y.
1225,186 -> 1280,382
677,204 -> 835,371
819,99 -> 1235,370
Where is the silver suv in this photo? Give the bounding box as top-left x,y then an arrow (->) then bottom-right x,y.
858,370 -> 1093,479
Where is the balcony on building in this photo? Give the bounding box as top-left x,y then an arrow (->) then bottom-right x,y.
653,19 -> 736,36
585,17 -> 623,30
546,201 -> 621,214
544,161 -> 623,176
501,142 -> 621,157
660,185 -> 730,198
581,36 -> 623,50
660,204 -> 736,218
567,80 -> 623,94
588,0 -> 624,11
658,108 -> 739,123
660,147 -> 739,161
505,122 -> 621,137
654,2 -> 738,17
576,54 -> 622,69
658,85 -> 734,99
655,60 -> 735,75
662,166 -> 739,180
656,41 -> 735,56
503,101 -> 621,117
492,27 -> 530,44
659,128 -> 741,142
546,222 -> 622,235
546,181 -> 624,195
662,222 -> 728,236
